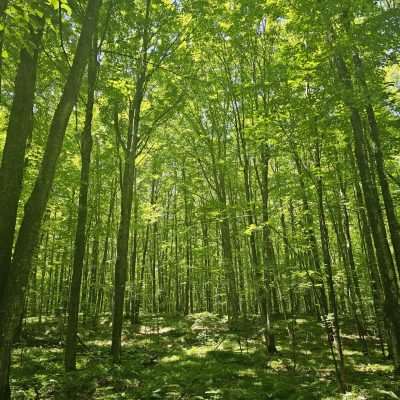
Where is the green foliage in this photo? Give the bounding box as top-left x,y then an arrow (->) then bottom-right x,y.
2,0 -> 400,397
10,315 -> 399,399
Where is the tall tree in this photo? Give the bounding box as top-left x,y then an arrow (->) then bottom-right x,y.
0,0 -> 102,396
111,0 -> 152,363
0,15 -> 44,296
64,30 -> 99,371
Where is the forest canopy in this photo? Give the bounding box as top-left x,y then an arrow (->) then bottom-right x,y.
0,0 -> 400,399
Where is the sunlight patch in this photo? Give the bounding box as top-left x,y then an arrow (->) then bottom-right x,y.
352,363 -> 393,373
87,339 -> 111,347
184,345 -> 211,357
160,354 -> 181,363
343,350 -> 364,357
237,368 -> 257,377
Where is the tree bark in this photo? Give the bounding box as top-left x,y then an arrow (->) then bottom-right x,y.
257,145 -> 278,353
0,20 -> 44,297
0,0 -> 102,396
353,53 -> 400,276
96,180 -> 116,320
0,0 -> 9,101
111,0 -> 151,363
64,33 -> 98,371
293,152 -> 328,317
314,144 -> 345,392
334,54 -> 400,372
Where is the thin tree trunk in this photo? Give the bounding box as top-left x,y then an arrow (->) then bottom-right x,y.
111,0 -> 151,362
314,144 -> 345,392
0,0 -> 9,102
65,34 -> 98,371
129,173 -> 138,323
174,180 -> 180,313
335,166 -> 369,354
96,181 -> 116,320
256,145 -> 278,353
293,152 -> 329,318
182,166 -> 192,315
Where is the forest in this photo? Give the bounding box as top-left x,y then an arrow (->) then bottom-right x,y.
0,0 -> 400,399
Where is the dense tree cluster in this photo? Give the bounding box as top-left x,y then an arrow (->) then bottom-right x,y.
0,0 -> 400,398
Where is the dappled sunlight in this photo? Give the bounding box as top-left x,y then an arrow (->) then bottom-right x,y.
2,0 -> 400,399
87,339 -> 112,347
350,363 -> 393,374
10,314 -> 400,399
160,354 -> 181,363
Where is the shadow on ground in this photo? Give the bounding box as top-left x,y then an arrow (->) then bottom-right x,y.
10,314 -> 400,399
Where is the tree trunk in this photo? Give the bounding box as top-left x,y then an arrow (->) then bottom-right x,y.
0,20 -> 44,297
293,152 -> 328,318
129,173 -> 138,322
65,34 -> 98,371
0,0 -> 101,396
314,144 -> 345,392
111,0 -> 151,362
257,145 -> 278,354
96,181 -> 116,320
335,166 -> 369,354
0,0 -> 9,102
352,42 -> 400,276
112,146 -> 135,362
334,53 -> 400,372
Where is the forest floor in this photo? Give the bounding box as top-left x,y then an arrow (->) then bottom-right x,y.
10,313 -> 399,400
